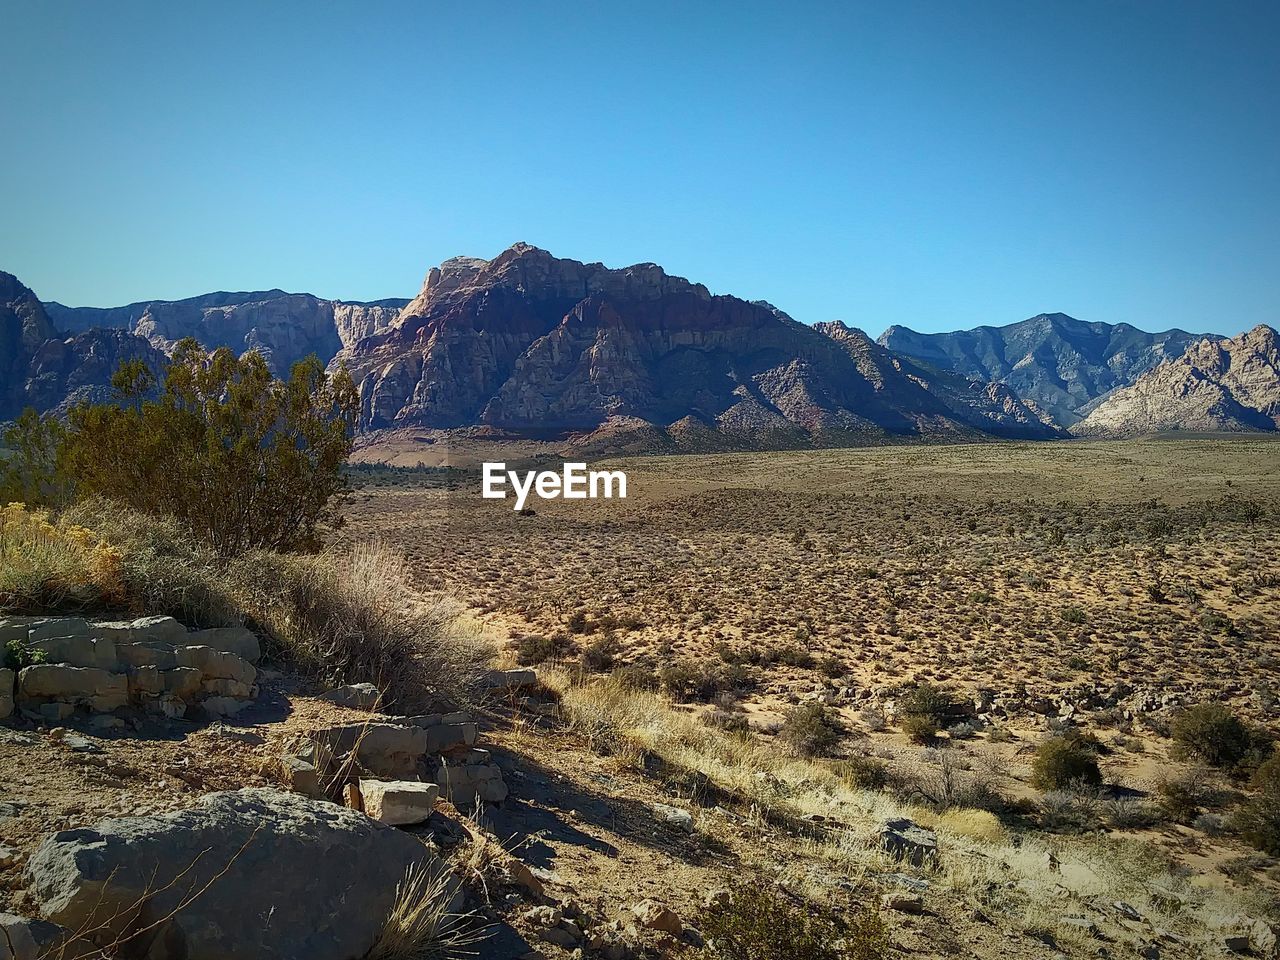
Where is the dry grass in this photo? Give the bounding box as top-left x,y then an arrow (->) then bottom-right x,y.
550,670 -> 1273,946
3,499 -> 491,711
366,863 -> 484,960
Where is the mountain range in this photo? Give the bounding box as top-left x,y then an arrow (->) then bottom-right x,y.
3,245 -> 1277,445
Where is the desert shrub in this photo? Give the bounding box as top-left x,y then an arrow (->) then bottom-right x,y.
1233,753 -> 1280,855
894,749 -> 1005,811
0,502 -> 128,613
703,709 -> 752,735
1104,797 -> 1162,829
898,682 -> 958,743
566,610 -> 589,634
367,862 -> 482,960
0,341 -> 358,554
833,755 -> 888,791
698,884 -> 886,960
580,633 -> 621,673
778,702 -> 843,758
659,662 -> 753,703
1155,773 -> 1215,823
1039,789 -> 1102,832
1030,734 -> 1102,791
515,633 -> 572,665
611,664 -> 659,691
1170,703 -> 1255,769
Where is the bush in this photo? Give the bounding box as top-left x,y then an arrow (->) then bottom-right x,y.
778,702 -> 843,758
0,341 -> 358,554
898,682 -> 958,743
0,502 -> 128,613
698,884 -> 886,960
580,633 -> 621,672
1170,703 -> 1258,769
515,633 -> 572,665
833,755 -> 888,791
1030,734 -> 1102,791
1234,753 -> 1280,855
659,662 -> 753,703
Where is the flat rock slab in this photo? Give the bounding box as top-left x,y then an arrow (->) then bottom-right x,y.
879,818 -> 939,867
27,788 -> 438,960
360,779 -> 440,825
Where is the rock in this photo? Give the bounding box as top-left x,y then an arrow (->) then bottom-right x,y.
175,647 -> 256,685
1062,916 -> 1102,937
435,755 -> 508,806
319,683 -> 381,710
1112,901 -> 1142,921
536,925 -> 579,948
1250,918 -> 1278,956
186,627 -> 261,664
17,665 -> 128,712
127,665 -> 164,697
0,668 -> 12,719
28,634 -> 116,670
0,845 -> 18,868
485,668 -> 539,690
653,803 -> 694,832
202,696 -> 249,718
162,667 -> 203,699
314,723 -> 431,778
359,779 -> 439,826
27,618 -> 90,643
703,889 -> 731,910
631,900 -> 682,935
1138,943 -> 1160,959
26,788 -> 439,960
342,783 -> 363,811
1224,933 -> 1251,953
0,617 -> 39,645
92,616 -> 189,644
879,818 -> 939,867
116,641 -> 178,670
202,678 -> 254,698
423,721 -> 479,753
881,893 -> 924,914
0,912 -> 88,960
87,715 -> 124,732
280,755 -> 323,798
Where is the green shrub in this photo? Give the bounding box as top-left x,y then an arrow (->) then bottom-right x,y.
833,755 -> 888,791
1170,703 -> 1253,768
778,702 -> 843,758
898,682 -> 958,743
515,633 -> 572,665
1235,753 -> 1280,854
1030,734 -> 1102,791
580,633 -> 621,673
1,341 -> 357,555
699,884 -> 886,960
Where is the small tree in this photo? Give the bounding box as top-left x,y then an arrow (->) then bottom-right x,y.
898,682 -> 957,744
0,339 -> 358,554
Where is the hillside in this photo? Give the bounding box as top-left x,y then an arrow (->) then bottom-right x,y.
878,313 -> 1209,426
45,290 -> 409,376
1075,324 -> 1280,436
336,244 -> 1063,447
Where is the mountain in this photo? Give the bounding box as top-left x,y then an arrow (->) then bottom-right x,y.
44,290 -> 408,376
335,243 -> 1064,447
816,322 -> 1065,439
1074,325 -> 1280,436
878,314 -> 1210,426
2,271 -> 169,421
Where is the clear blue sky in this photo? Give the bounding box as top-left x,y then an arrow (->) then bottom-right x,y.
2,1 -> 1277,337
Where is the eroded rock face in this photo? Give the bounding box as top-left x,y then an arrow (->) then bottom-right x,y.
334,243 -> 1061,445
43,290 -> 408,376
27,788 -> 437,960
1075,324 -> 1280,436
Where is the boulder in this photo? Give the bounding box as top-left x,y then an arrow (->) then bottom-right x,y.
17,666 -> 128,712
0,912 -> 89,960
319,683 -> 381,710
631,899 -> 682,935
435,751 -> 508,805
162,667 -> 203,699
26,788 -> 439,960
879,818 -> 939,867
126,665 -> 164,697
202,678 -> 254,698
280,756 -> 323,798
175,647 -> 256,685
28,634 -> 116,671
91,616 -> 189,645
186,627 -> 261,664
0,617 -> 39,645
313,723 -> 431,778
359,779 -> 439,826
423,721 -> 478,753
202,697 -> 249,718
116,641 -> 178,670
0,668 -> 13,719
27,619 -> 90,644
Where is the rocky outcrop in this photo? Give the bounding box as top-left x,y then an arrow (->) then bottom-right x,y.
878,313 -> 1210,426
2,615 -> 259,722
1,272 -> 58,420
44,289 -> 408,376
26,788 -> 438,960
1075,324 -> 1280,436
335,243 -> 1061,446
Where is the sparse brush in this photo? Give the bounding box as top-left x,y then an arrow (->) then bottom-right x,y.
698,884 -> 886,960
366,863 -> 485,960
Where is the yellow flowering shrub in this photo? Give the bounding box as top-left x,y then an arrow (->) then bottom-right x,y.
0,502 -> 126,611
